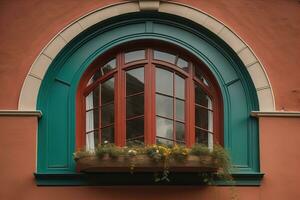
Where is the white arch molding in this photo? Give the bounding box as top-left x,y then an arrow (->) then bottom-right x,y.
18,0 -> 275,112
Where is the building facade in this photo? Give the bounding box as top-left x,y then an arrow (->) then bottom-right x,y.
0,0 -> 300,199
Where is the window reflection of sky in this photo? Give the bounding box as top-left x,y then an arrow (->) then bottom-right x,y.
156,117 -> 173,140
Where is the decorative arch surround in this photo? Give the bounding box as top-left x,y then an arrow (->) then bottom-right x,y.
19,0 -> 275,111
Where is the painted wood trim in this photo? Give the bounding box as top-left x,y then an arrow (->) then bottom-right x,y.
34,172 -> 263,186
251,111 -> 300,118
0,110 -> 42,117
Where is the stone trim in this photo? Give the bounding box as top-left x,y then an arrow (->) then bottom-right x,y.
251,111 -> 300,118
0,110 -> 42,117
18,0 -> 275,112
139,0 -> 160,11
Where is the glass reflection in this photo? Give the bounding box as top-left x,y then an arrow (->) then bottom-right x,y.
101,78 -> 114,104
177,58 -> 188,71
194,65 -> 209,86
101,126 -> 114,144
126,94 -> 144,118
86,131 -> 98,151
156,138 -> 173,146
156,67 -> 173,95
195,106 -> 213,131
195,84 -> 212,108
156,94 -> 173,119
176,122 -> 185,142
156,117 -> 173,141
175,75 -> 185,99
86,109 -> 99,132
126,117 -> 144,142
101,103 -> 114,127
176,100 -> 185,122
154,50 -> 176,64
125,50 -> 145,63
126,68 -> 144,95
87,70 -> 102,86
195,128 -> 208,145
101,59 -> 116,74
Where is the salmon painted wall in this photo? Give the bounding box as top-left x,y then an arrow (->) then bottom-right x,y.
1,116 -> 300,200
0,0 -> 300,200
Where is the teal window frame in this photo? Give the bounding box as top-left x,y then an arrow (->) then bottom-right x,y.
36,12 -> 263,186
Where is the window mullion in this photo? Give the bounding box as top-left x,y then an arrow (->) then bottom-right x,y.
98,81 -> 102,145
115,52 -> 125,146
144,48 -> 155,145
172,72 -> 176,145
187,63 -> 195,147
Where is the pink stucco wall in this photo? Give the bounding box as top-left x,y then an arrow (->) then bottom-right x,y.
0,0 -> 300,199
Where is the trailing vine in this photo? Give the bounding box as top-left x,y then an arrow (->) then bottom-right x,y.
73,143 -> 232,183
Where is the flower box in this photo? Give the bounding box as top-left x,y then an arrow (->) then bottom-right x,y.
76,155 -> 219,173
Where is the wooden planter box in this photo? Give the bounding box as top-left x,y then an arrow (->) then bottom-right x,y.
76,155 -> 218,173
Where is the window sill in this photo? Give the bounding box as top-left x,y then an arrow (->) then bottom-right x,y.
34,172 -> 264,186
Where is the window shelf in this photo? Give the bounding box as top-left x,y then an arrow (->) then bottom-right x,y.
34,172 -> 264,186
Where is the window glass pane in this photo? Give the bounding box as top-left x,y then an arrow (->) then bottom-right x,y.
195,106 -> 213,131
126,94 -> 144,118
86,92 -> 94,110
156,117 -> 173,142
126,68 -> 144,95
125,50 -> 145,63
87,70 -> 103,86
177,58 -> 188,71
86,108 -> 99,132
175,99 -> 185,122
86,130 -> 99,151
195,84 -> 212,108
126,117 -> 144,143
86,131 -> 96,151
156,138 -> 173,146
101,59 -> 116,75
194,65 -> 209,86
156,67 -> 173,95
156,94 -> 173,119
101,77 -> 114,104
195,128 -> 208,145
175,75 -> 185,99
154,50 -> 176,64
101,126 -> 114,144
176,122 -> 185,142
101,103 -> 114,127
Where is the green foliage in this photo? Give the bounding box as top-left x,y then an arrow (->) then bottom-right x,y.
212,145 -> 232,180
95,143 -> 125,159
171,145 -> 189,162
73,149 -> 92,161
190,144 -> 211,156
74,143 -> 232,184
145,144 -> 171,162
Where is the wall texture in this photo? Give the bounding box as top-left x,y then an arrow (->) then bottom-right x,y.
0,0 -> 300,199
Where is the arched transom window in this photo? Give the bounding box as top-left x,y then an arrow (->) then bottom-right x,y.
79,42 -> 222,151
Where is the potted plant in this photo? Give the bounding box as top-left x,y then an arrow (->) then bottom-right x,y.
73,143 -> 232,183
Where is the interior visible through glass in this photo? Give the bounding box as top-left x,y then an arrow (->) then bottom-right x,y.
84,47 -> 216,151
126,67 -> 145,145
155,67 -> 186,145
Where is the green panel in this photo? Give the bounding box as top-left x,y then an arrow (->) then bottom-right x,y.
47,80 -> 70,169
36,12 -> 261,184
227,80 -> 248,167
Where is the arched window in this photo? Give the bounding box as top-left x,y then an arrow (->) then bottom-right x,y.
77,42 -> 222,150
36,14 -> 262,185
